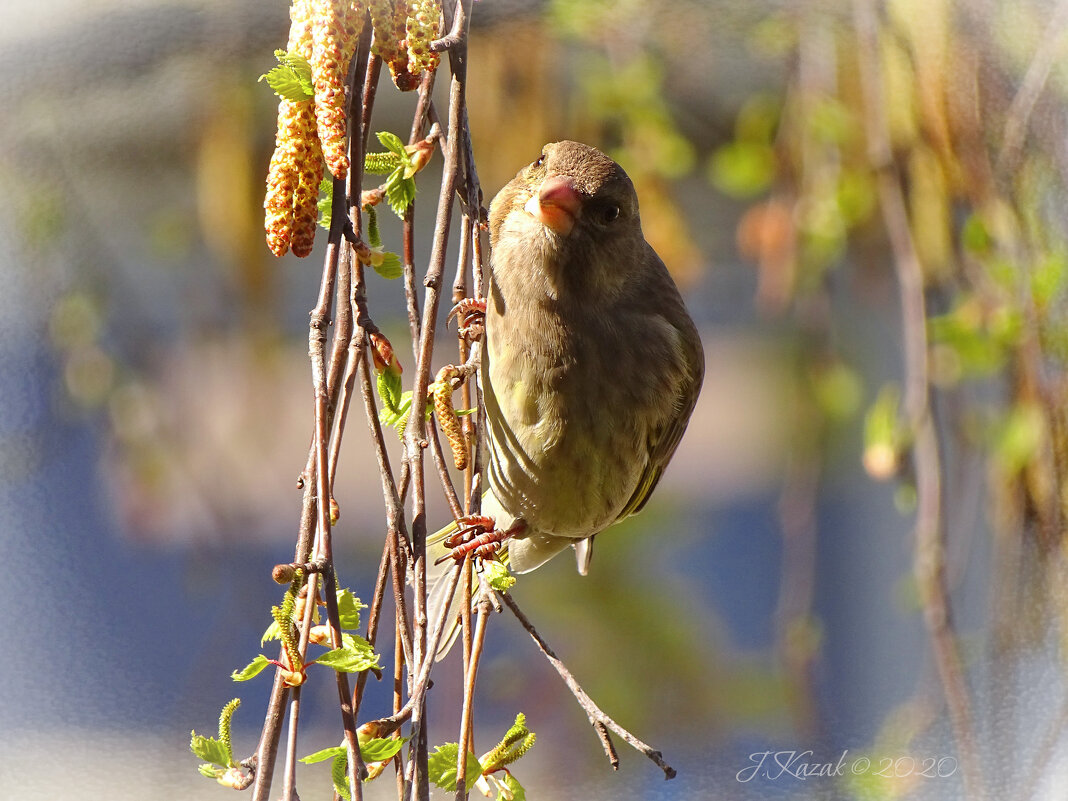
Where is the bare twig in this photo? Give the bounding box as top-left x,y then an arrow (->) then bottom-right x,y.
455,572 -> 490,800
500,592 -> 677,780
402,4 -> 473,798
353,344 -> 415,666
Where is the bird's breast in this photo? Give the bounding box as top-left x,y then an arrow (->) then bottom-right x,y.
483,306 -> 648,538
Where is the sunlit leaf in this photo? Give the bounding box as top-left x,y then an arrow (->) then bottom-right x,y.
428,743 -> 483,792
231,654 -> 271,682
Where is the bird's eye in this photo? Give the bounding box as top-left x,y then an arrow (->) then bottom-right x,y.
594,202 -> 620,225
533,153 -> 546,168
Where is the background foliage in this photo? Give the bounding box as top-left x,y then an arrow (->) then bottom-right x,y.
3,0 -> 1068,799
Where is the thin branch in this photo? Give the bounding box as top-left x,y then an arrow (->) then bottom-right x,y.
281,573 -> 321,801
852,2 -> 984,798
996,0 -> 1068,177
373,563 -> 466,738
500,592 -> 677,780
353,534 -> 395,715
455,570 -> 489,800
353,344 -> 415,666
403,3 -> 473,797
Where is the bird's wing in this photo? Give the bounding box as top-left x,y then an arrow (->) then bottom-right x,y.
616,294 -> 704,522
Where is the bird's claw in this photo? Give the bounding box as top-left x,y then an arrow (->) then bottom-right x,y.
437,515 -> 520,564
447,298 -> 486,341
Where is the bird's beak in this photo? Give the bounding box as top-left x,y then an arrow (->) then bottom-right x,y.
524,176 -> 582,236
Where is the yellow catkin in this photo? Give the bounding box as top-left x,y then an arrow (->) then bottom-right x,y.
290,103 -> 324,257
369,0 -> 417,90
405,0 -> 441,77
264,0 -> 322,257
432,366 -> 467,470
311,0 -> 364,179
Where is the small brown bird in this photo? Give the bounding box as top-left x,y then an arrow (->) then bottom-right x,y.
429,141 -> 704,640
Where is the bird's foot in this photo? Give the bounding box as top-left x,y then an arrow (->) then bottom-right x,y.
438,515 -> 526,563
447,298 -> 486,341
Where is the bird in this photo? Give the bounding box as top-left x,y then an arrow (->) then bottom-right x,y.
426,140 -> 704,651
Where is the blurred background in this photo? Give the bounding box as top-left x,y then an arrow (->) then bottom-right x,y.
2,0 -> 1068,799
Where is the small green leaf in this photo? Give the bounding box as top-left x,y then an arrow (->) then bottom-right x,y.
261,620 -> 282,646
376,368 -> 405,416
318,177 -> 333,231
337,588 -> 365,630
231,654 -> 271,682
372,251 -> 403,280
315,635 -> 380,673
376,131 -> 407,156
428,743 -> 483,792
384,170 -> 417,217
259,50 -> 314,101
498,773 -> 526,801
260,67 -> 313,102
484,560 -> 516,592
198,763 -> 224,779
191,731 -> 232,769
360,736 -> 407,762
300,745 -> 347,765
332,751 -> 352,801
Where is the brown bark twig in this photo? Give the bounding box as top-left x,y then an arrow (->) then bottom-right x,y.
500,592 -> 677,780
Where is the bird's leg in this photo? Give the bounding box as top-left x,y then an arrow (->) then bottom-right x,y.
438,516 -> 527,563
447,298 -> 486,341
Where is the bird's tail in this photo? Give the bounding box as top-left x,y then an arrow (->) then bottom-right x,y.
424,518 -> 472,660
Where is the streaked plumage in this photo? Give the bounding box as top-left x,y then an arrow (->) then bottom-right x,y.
428,141 -> 703,649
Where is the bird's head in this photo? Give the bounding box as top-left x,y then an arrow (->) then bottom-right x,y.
489,141 -> 645,298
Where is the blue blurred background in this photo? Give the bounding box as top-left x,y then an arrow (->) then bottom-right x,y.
2,1 -> 1066,799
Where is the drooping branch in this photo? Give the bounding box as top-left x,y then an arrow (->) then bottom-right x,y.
852,2 -> 984,799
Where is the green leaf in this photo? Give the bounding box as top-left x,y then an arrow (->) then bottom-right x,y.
315,635 -> 380,673
198,763 -> 224,779
261,620 -> 282,646
376,131 -> 407,156
318,177 -> 333,231
498,773 -> 526,801
190,731 -> 232,769
259,50 -> 314,101
337,588 -> 365,630
484,559 -> 516,592
231,654 -> 271,682
376,368 -> 405,417
260,67 -> 313,102
384,169 -> 417,217
372,251 -> 403,280
332,751 -> 352,801
359,736 -> 407,762
300,745 -> 347,765
428,743 -> 483,792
